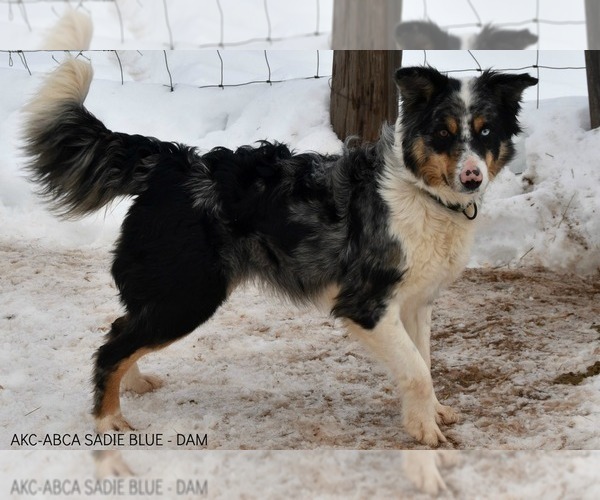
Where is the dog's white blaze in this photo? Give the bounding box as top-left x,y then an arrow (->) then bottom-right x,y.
459,79 -> 474,142
455,79 -> 492,193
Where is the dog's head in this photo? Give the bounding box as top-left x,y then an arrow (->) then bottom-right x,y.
393,66 -> 538,205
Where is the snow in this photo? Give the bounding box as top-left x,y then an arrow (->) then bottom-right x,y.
0,22 -> 599,500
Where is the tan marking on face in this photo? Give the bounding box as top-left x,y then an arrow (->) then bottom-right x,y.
473,116 -> 486,134
445,117 -> 459,135
412,137 -> 427,163
486,141 -> 511,180
412,138 -> 458,188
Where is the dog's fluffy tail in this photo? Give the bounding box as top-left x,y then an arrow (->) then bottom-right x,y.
23,58 -> 166,218
41,8 -> 93,50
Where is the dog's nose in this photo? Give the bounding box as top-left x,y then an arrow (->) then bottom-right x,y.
460,167 -> 482,190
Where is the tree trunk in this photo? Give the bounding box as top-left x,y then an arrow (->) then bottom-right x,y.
585,50 -> 600,129
332,0 -> 403,49
330,50 -> 403,142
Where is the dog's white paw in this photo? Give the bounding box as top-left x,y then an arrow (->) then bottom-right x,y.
95,413 -> 135,433
122,373 -> 163,394
121,363 -> 163,394
435,402 -> 459,425
405,416 -> 447,447
402,451 -> 448,495
401,386 -> 449,446
403,397 -> 447,446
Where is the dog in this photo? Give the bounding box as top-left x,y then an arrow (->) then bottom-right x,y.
22,58 -> 536,446
395,20 -> 538,50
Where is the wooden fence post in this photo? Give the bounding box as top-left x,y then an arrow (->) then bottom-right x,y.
585,0 -> 600,49
332,0 -> 403,49
330,50 -> 403,142
585,50 -> 600,129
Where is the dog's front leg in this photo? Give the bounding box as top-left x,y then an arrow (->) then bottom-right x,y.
402,303 -> 433,368
345,303 -> 447,446
404,304 -> 460,427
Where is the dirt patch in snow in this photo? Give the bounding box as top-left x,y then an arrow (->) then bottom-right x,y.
1,243 -> 599,450
429,267 -> 600,449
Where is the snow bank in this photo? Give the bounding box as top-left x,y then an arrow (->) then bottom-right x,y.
474,98 -> 600,275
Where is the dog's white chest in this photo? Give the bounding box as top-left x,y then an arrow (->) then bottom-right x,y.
388,198 -> 475,303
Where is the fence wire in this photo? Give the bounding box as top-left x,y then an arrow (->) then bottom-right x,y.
1,49 -> 329,89
1,49 -> 587,113
0,0 -> 327,49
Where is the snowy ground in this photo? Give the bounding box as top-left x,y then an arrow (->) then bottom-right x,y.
1,243 -> 599,451
0,50 -> 599,495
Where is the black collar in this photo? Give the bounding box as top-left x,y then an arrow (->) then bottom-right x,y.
425,192 -> 478,220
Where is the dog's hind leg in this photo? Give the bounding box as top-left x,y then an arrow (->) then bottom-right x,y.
93,321 -> 168,433
346,303 -> 446,447
93,286 -> 227,433
103,315 -> 163,395
121,361 -> 163,395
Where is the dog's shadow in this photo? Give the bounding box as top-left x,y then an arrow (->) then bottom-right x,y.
395,21 -> 538,50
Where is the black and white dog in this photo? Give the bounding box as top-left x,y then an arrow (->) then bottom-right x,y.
396,20 -> 538,50
23,58 -> 536,446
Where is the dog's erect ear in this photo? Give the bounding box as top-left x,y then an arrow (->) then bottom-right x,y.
394,21 -> 461,50
394,66 -> 450,112
476,71 -> 538,105
474,71 -> 538,136
472,25 -> 538,50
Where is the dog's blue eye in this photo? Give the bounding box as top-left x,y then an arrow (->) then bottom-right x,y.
480,128 -> 491,136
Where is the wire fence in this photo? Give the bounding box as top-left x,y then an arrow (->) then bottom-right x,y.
1,49 -> 332,91
1,49 -> 588,114
0,0 -> 330,49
